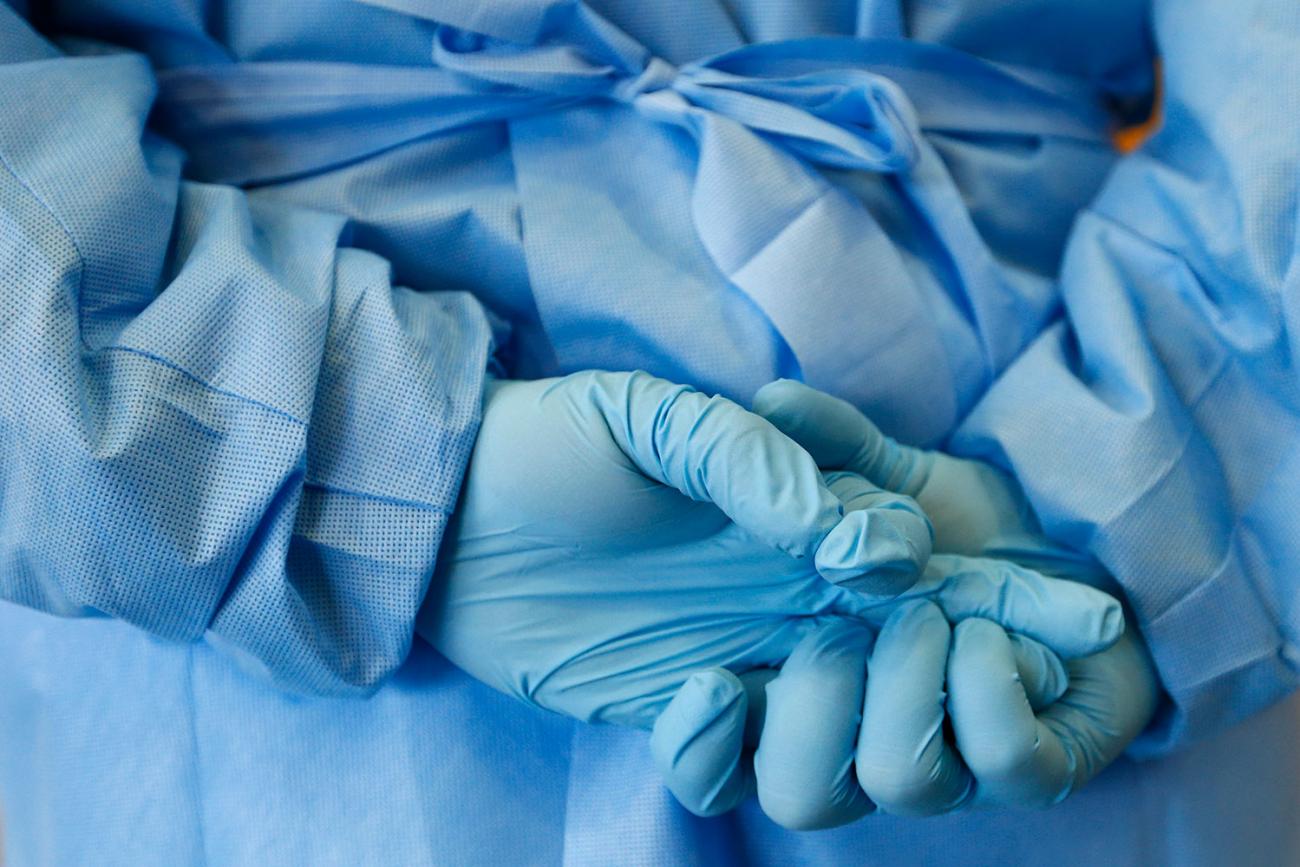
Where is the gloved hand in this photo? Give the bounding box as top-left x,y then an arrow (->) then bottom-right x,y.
418,370 -> 936,727
421,371 -> 1125,829
751,379 -> 1098,582
649,554 -> 1123,828
749,380 -> 1160,815
844,597 -> 1158,817
946,614 -> 1159,809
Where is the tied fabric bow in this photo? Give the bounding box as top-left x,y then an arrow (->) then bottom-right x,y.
156,0 -> 1114,443
429,22 -> 923,176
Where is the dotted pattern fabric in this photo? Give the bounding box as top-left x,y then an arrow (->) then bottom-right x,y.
1,2 -> 1299,865
0,17 -> 492,694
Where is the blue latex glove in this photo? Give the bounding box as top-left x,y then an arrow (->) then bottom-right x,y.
751,379 -> 1075,571
750,380 -> 1159,814
946,617 -> 1158,809
649,554 -> 1122,828
847,598 -> 1158,816
418,370 -> 936,727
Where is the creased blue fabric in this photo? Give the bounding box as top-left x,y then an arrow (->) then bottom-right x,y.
1,0 -> 1298,865
0,2 -> 494,695
953,0 -> 1300,752
148,7 -> 1119,443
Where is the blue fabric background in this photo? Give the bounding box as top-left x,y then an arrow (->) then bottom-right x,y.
0,1 -> 1296,863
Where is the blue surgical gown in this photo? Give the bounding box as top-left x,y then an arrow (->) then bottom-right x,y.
0,1 -> 1297,864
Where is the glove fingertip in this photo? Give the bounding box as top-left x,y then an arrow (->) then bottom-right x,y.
1008,634 -> 1068,711
751,379 -> 810,415
652,669 -> 752,817
814,508 -> 932,598
1058,592 -> 1126,659
1101,601 -> 1126,646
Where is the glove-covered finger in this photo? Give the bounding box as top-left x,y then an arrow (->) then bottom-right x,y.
753,379 -> 927,496
818,471 -> 933,597
651,668 -> 756,817
856,600 -> 971,816
947,621 -> 1158,809
946,618 -> 1075,808
1010,633 -> 1068,712
754,620 -> 876,830
589,372 -> 931,596
864,554 -> 1124,660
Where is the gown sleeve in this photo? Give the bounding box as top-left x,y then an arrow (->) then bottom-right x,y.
0,4 -> 495,695
954,0 -> 1300,754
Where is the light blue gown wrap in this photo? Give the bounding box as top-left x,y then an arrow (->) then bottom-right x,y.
0,1 -> 1296,863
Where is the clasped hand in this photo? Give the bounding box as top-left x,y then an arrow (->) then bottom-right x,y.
419,372 -> 1159,830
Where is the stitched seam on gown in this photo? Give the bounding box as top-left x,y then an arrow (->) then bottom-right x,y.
1053,210 -> 1234,527
0,145 -> 324,435
0,143 -> 92,350
98,344 -> 308,426
300,480 -> 455,513
184,644 -> 213,867
3,149 -> 380,518
558,720 -> 581,867
1077,210 -> 1290,633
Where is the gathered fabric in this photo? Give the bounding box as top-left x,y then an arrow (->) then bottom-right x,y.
0,1 -> 1297,864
